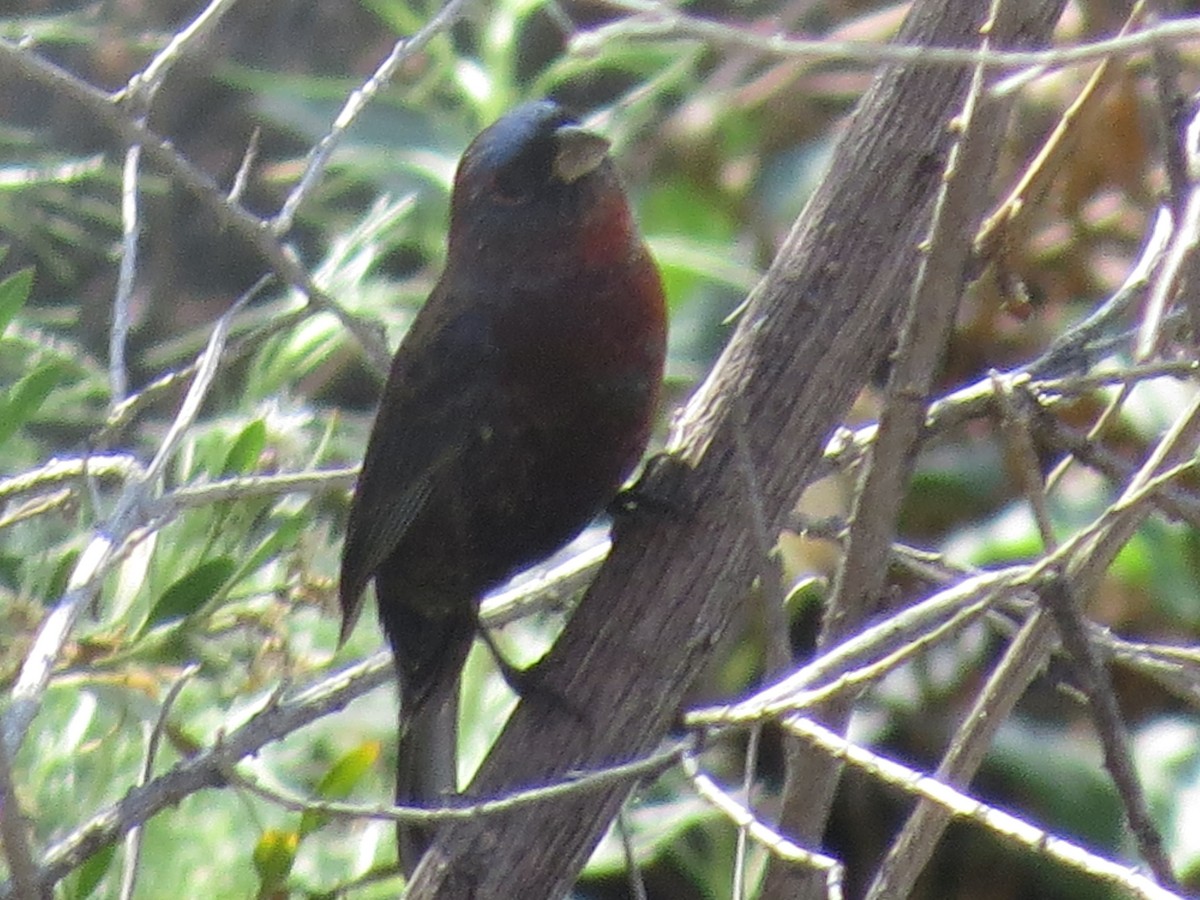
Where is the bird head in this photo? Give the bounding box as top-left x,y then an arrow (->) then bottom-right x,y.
446,100 -> 636,276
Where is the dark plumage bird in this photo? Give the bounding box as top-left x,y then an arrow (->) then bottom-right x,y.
338,99 -> 667,875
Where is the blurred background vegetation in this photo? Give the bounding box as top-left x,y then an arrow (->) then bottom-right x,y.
2,0 -> 1200,897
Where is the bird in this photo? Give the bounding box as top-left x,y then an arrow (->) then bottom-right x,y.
338,98 -> 667,875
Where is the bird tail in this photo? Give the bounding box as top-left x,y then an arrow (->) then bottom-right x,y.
396,686 -> 458,876
388,607 -> 476,878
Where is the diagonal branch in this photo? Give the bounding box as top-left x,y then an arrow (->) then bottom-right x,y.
403,1 -> 1067,896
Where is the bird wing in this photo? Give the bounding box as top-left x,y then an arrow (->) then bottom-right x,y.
337,298 -> 496,642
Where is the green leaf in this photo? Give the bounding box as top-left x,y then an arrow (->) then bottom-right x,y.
300,740 -> 381,836
250,314 -> 343,400
0,264 -> 32,338
648,235 -> 761,294
252,828 -> 298,892
69,843 -> 116,899
145,556 -> 237,631
220,419 -> 267,476
0,358 -> 72,448
44,548 -> 80,602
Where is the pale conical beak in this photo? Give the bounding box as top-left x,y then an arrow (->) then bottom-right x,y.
552,125 -> 611,183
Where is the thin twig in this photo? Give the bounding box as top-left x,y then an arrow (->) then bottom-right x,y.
0,37 -> 391,373
227,127 -> 260,206
1146,8 -> 1189,214
118,665 -> 201,900
1139,99 -> 1200,359
793,717 -> 1186,900
733,724 -> 762,900
0,653 -> 394,899
681,753 -> 844,899
616,807 -> 648,900
687,566 -> 1025,726
162,467 -> 357,510
2,277 -> 269,759
110,0 -> 243,403
0,728 -> 42,900
224,739 -> 690,825
865,379 -> 1200,899
989,368 -> 1178,886
119,0 -> 242,104
1038,575 -> 1179,888
731,398 -> 789,674
0,454 -> 144,504
109,143 -> 141,404
271,0 -> 476,235
574,0 -> 1200,79
990,371 -> 1057,547
974,1 -> 1147,265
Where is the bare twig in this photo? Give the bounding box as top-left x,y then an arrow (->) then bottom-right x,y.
1146,9 -> 1189,214
731,400 -> 789,675
0,654 -> 394,899
0,454 -> 144,504
0,36 -> 391,373
163,467 -> 357,510
482,531 -> 610,627
1139,98 -> 1200,358
974,1 -> 1147,265
109,0 -> 245,403
766,8 -> 1011,892
227,127 -> 260,206
865,603 -> 1056,897
1033,204 -> 1172,380
681,753 -> 844,899
226,739 -> 688,826
271,0 -> 476,235
687,566 -> 1024,727
1038,575 -> 1178,888
0,729 -> 43,900
794,717 -> 1186,900
990,368 -> 1178,887
733,724 -> 761,900
118,665 -> 201,900
865,382 -> 1200,899
2,276 -> 268,760
990,371 -> 1056,547
574,0 -> 1200,79
616,807 -> 648,900
109,143 -> 142,404
118,0 -> 242,104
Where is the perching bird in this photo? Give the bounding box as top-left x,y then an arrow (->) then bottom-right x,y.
338,99 -> 667,874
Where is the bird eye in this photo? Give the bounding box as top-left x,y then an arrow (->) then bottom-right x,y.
491,138 -> 558,203
465,104 -> 600,205
491,173 -> 531,204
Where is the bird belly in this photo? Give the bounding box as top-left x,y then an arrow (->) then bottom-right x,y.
383,384 -> 647,616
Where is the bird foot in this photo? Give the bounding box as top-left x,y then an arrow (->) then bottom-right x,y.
475,625 -> 587,725
609,452 -> 691,519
